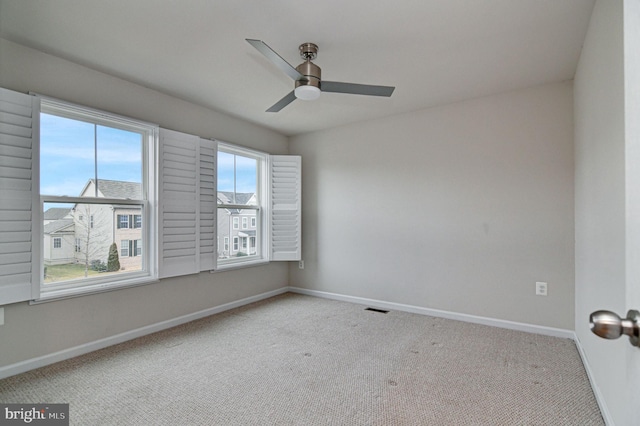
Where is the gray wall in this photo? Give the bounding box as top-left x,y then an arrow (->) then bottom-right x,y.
290,81 -> 575,329
574,1 -> 640,424
0,38 -> 289,367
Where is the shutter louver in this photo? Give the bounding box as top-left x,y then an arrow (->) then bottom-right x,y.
270,155 -> 301,261
0,88 -> 40,304
199,139 -> 216,271
158,128 -> 199,278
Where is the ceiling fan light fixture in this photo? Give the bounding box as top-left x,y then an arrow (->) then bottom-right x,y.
294,85 -> 321,101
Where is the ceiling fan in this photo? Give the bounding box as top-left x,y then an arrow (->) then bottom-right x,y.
246,39 -> 395,112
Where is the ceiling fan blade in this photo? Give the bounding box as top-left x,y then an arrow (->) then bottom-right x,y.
266,91 -> 297,112
321,81 -> 395,97
246,39 -> 303,81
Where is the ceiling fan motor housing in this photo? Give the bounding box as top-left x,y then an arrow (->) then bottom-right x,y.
295,60 -> 321,89
296,43 -> 321,89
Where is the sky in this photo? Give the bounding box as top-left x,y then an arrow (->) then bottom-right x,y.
41,113 -> 257,209
40,113 -> 142,197
217,151 -> 257,194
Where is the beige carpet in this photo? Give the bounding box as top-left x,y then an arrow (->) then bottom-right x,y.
0,293 -> 603,425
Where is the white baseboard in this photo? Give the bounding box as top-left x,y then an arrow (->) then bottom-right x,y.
573,334 -> 614,426
0,287 -> 288,380
287,287 -> 574,339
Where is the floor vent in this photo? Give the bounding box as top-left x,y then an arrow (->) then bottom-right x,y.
365,307 -> 389,314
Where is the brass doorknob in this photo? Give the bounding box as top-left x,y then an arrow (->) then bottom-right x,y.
589,309 -> 640,347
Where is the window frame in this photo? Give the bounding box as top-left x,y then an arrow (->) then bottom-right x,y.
121,239 -> 130,257
134,215 -> 142,229
118,214 -> 130,229
216,142 -> 269,269
37,96 -> 158,301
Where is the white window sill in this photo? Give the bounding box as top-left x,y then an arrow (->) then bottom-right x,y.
32,276 -> 159,304
212,259 -> 270,272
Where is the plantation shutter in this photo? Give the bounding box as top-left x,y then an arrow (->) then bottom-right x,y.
0,88 -> 40,304
270,155 -> 301,261
199,138 -> 217,271
158,128 -> 200,278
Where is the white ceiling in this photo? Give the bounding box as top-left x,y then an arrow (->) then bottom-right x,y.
0,0 -> 595,136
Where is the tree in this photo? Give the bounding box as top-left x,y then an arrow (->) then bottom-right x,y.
107,243 -> 120,272
72,203 -> 113,277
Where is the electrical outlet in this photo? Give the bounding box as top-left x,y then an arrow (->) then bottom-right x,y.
299,260 -> 304,269
536,282 -> 548,296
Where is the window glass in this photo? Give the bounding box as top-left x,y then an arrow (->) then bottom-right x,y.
40,100 -> 154,294
40,114 -> 142,198
217,146 -> 263,265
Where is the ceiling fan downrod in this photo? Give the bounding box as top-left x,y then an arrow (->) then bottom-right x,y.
296,43 -> 321,91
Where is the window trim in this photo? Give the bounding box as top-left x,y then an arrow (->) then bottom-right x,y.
118,214 -> 130,229
216,142 -> 268,269
37,96 -> 158,302
134,215 -> 142,229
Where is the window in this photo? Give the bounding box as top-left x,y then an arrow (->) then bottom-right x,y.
118,215 -> 130,229
39,97 -> 157,298
217,143 -> 266,266
0,88 -> 300,306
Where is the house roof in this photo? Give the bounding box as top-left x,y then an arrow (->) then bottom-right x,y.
44,208 -> 71,221
44,219 -> 74,234
218,192 -> 255,214
83,179 -> 142,199
218,192 -> 254,205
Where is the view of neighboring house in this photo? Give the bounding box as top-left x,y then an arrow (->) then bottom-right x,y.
43,179 -> 143,272
43,208 -> 75,266
79,179 -> 143,272
217,192 -> 257,259
44,181 -> 258,270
